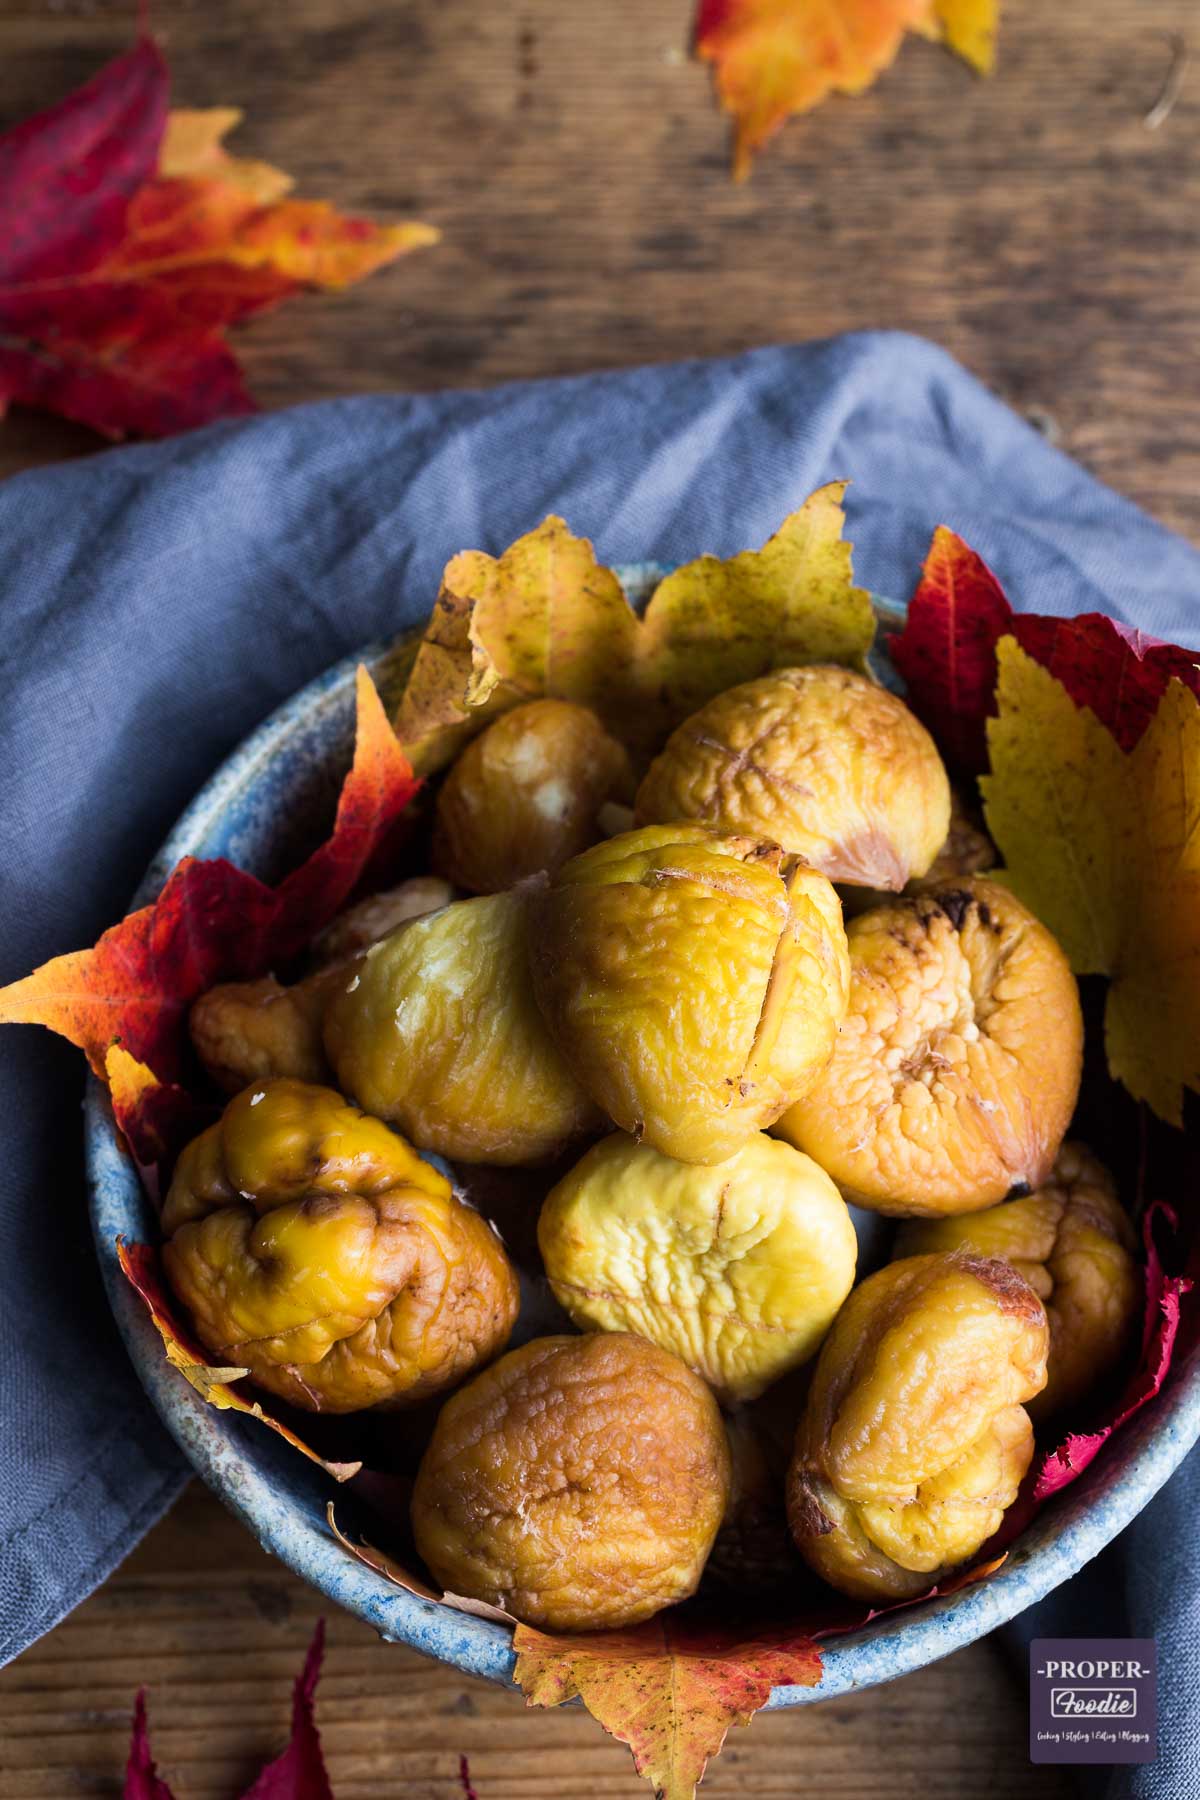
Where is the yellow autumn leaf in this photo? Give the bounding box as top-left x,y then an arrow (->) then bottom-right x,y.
917,0 -> 998,75
635,481 -> 874,725
981,640 -> 1129,973
982,639 -> 1200,1124
1105,678 -> 1200,1124
393,519 -> 639,774
695,0 -> 999,177
393,484 -> 875,771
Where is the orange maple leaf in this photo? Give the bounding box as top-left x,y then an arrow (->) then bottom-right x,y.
694,0 -> 997,177
159,107 -> 294,204
514,1615 -> 822,1800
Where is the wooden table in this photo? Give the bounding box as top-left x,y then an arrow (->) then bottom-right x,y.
3,0 -> 1194,1791
0,1483 -> 1067,1799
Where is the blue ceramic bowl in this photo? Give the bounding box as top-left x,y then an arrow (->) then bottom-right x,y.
86,574 -> 1200,1703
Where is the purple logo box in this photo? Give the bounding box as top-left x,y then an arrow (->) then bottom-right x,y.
1030,1639 -> 1157,1764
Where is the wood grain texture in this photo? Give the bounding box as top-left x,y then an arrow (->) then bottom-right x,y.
1,0 -> 1198,546
0,2 -> 1175,1791
0,1483 -> 1069,1800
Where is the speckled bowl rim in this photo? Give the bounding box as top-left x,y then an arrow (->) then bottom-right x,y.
85,575 -> 1200,1705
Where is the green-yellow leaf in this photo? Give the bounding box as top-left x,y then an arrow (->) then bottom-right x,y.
463,517 -> 641,719
919,0 -> 999,75
392,485 -> 876,771
632,481 -> 874,730
983,638 -> 1200,1124
1105,677 -> 1200,1124
982,638 -> 1128,973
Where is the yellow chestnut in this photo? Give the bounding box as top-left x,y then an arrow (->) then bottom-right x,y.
538,1131 -> 857,1402
529,825 -> 850,1165
897,1143 -> 1140,1420
776,878 -> 1083,1216
161,1079 -> 519,1413
433,699 -> 632,893
324,889 -> 599,1164
636,665 -> 951,890
788,1253 -> 1049,1601
411,1332 -> 730,1630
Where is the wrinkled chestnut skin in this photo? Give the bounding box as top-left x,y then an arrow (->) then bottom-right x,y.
530,825 -> 850,1165
788,1253 -> 1049,1601
190,877 -> 454,1095
324,890 -> 599,1165
539,1131 -> 857,1402
636,666 -> 951,891
411,1332 -> 731,1631
776,878 -> 1083,1216
897,1143 -> 1139,1420
161,1080 -> 519,1413
433,699 -> 633,894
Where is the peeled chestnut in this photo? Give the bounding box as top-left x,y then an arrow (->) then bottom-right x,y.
706,1411 -> 798,1594
913,792 -> 996,890
897,1143 -> 1140,1419
161,1079 -> 519,1413
530,825 -> 850,1165
636,665 -> 951,891
324,889 -> 599,1164
433,699 -> 632,893
313,874 -> 455,959
190,876 -> 454,1095
788,1253 -> 1049,1601
776,878 -> 1083,1216
839,789 -> 996,918
411,1332 -> 731,1630
189,964 -> 346,1095
539,1131 -> 857,1402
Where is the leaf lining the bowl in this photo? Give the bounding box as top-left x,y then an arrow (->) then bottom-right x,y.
890,525 -> 1200,774
119,1241 -> 362,1482
326,1504 -> 518,1624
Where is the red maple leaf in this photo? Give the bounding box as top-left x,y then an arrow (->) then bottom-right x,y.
0,39 -> 437,437
890,525 -> 1200,770
1031,1203 -> 1191,1501
888,525 -> 1015,772
125,1621 -> 334,1799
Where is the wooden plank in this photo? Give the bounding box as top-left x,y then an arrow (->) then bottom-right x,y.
0,1 -> 1197,544
0,1483 -> 1069,1799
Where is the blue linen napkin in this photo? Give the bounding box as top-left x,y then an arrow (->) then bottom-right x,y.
0,332 -> 1196,1791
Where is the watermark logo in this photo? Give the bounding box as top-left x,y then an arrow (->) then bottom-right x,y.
1030,1639 -> 1156,1764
